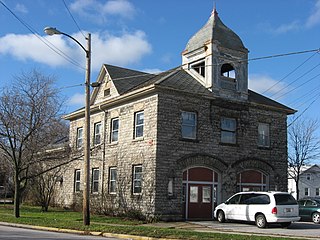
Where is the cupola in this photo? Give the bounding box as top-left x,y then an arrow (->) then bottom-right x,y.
182,9 -> 249,101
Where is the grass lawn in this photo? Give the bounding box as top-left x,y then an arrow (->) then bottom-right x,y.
0,204 -> 304,240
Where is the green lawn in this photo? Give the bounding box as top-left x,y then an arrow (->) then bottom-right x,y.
0,204 -> 305,240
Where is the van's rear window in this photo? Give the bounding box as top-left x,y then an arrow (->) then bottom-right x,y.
274,194 -> 297,205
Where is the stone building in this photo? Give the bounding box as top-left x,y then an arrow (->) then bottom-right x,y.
56,9 -> 295,220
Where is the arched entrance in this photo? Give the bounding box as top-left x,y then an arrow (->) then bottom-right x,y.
182,167 -> 219,220
237,169 -> 268,192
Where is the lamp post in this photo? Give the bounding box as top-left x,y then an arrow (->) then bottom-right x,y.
44,27 -> 91,225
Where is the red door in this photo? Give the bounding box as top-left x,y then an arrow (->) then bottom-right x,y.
188,184 -> 212,219
183,167 -> 218,220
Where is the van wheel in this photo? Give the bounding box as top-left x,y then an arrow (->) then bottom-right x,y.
312,212 -> 320,224
280,222 -> 291,228
217,210 -> 225,223
255,214 -> 267,228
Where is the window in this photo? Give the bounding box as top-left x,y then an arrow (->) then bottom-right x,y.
190,186 -> 198,203
305,188 -> 310,196
181,111 -> 197,139
221,63 -> 236,79
316,188 -> 320,196
76,127 -> 83,148
133,165 -> 142,194
191,61 -> 205,77
74,170 -> 81,192
202,186 -> 211,203
94,122 -> 102,145
110,118 -> 119,142
91,168 -> 99,193
134,111 -> 144,139
109,167 -> 117,194
221,117 -> 236,144
306,173 -> 311,181
168,178 -> 174,196
258,123 -> 270,147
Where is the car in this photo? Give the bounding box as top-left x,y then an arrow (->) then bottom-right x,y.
298,197 -> 320,224
214,191 -> 300,228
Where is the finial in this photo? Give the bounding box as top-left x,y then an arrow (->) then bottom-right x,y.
211,1 -> 218,16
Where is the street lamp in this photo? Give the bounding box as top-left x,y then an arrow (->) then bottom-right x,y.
44,27 -> 91,225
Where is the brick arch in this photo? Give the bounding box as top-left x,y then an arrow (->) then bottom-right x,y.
177,153 -> 228,173
231,157 -> 275,174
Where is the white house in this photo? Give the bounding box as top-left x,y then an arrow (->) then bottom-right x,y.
288,164 -> 320,199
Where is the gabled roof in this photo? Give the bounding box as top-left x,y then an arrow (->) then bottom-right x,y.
104,64 -> 155,94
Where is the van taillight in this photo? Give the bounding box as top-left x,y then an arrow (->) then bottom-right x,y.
271,207 -> 277,214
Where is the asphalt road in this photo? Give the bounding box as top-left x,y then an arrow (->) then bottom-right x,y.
192,221 -> 320,239
0,225 -> 120,240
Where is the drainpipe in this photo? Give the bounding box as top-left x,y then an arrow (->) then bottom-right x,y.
99,105 -> 108,208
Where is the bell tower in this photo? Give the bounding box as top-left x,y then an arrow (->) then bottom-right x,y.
182,9 -> 249,101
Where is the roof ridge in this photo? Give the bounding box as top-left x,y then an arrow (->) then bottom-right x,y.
154,67 -> 181,85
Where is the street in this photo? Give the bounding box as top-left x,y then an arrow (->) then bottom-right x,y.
192,221 -> 320,239
0,225 -> 120,240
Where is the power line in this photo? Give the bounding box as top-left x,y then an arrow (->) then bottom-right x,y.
272,63 -> 320,99
287,93 -> 320,127
261,52 -> 318,95
62,0 -> 86,39
0,0 -> 85,70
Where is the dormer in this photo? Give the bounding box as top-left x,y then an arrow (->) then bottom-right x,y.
182,9 -> 249,102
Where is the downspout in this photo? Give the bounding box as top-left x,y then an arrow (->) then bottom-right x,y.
99,105 -> 108,207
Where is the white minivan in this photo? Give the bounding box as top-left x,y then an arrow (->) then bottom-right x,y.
214,191 -> 300,228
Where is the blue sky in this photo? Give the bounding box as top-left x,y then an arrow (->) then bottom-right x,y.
1,0 -> 320,134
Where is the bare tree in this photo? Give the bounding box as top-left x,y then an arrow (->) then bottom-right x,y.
0,70 -> 70,217
288,118 -> 320,199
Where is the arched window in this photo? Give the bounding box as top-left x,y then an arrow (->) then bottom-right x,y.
221,63 -> 235,79
237,170 -> 268,192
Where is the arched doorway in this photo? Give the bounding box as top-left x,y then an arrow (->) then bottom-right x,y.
237,169 -> 268,192
182,167 -> 219,220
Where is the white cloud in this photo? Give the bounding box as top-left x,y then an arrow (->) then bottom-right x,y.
70,0 -> 135,23
306,0 -> 320,28
249,74 -> 289,97
271,20 -> 301,34
68,93 -> 85,106
0,31 -> 152,71
14,3 -> 28,14
266,0 -> 320,34
142,68 -> 162,74
91,30 -> 152,70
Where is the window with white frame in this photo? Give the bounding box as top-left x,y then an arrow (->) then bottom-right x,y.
110,118 -> 119,143
109,167 -> 117,194
221,117 -> 236,144
94,122 -> 102,145
133,165 -> 142,194
258,123 -> 270,147
91,168 -> 99,193
316,188 -> 320,196
134,111 -> 144,139
181,111 -> 197,139
76,127 -> 83,148
305,187 -> 310,196
74,169 -> 81,192
191,60 -> 205,77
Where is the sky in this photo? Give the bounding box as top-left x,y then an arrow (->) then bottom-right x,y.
1,0 -> 320,142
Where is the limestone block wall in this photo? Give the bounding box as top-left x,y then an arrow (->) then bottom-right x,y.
154,90 -> 288,217
56,94 -> 158,216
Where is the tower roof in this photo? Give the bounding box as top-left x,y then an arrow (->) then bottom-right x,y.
184,9 -> 248,53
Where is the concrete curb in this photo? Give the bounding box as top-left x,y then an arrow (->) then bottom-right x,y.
0,221 -> 174,240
